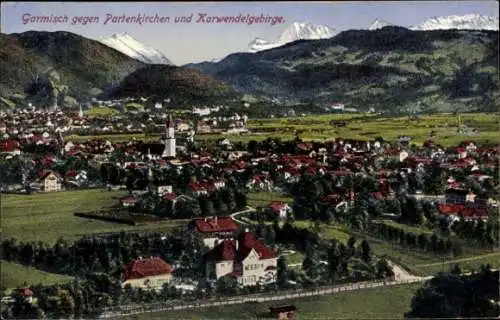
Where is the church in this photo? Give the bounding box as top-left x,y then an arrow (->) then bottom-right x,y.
162,114 -> 176,159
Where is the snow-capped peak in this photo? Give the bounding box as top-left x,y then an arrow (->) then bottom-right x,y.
368,19 -> 393,30
100,33 -> 173,65
411,14 -> 499,31
248,21 -> 337,52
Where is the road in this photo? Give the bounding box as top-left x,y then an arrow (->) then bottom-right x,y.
230,206 -> 256,225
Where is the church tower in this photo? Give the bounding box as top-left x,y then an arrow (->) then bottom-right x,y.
162,114 -> 176,158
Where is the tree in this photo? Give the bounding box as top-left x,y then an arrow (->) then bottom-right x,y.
406,273 -> 467,318
359,240 -> 372,263
215,276 -> 238,296
276,256 -> 289,288
407,271 -> 499,318
302,252 -> 319,279
450,264 -> 462,275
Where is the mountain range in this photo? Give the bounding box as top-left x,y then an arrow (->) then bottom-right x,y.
99,33 -> 173,65
0,31 -> 235,109
186,27 -> 498,112
248,14 -> 498,52
248,22 -> 337,53
1,13 -> 498,112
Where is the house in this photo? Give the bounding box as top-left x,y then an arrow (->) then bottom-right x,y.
456,147 -> 468,159
121,196 -> 139,207
157,185 -> 173,196
270,305 -> 297,320
247,175 -> 273,192
203,229 -> 277,287
445,188 -> 472,204
384,149 -> 409,162
268,201 -> 292,219
190,216 -> 240,249
189,182 -> 209,196
17,287 -> 34,304
122,257 -> 173,291
38,170 -> 62,192
196,121 -> 212,133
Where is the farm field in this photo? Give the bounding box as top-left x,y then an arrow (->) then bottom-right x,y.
0,261 -> 73,289
1,189 -> 185,244
68,112 -> 499,147
126,283 -> 422,320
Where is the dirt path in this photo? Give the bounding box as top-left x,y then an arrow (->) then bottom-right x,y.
388,260 -> 427,281
415,251 -> 500,268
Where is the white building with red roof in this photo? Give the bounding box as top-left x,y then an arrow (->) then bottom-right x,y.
203,229 -> 277,287
122,256 -> 173,290
267,201 -> 292,219
190,216 -> 240,249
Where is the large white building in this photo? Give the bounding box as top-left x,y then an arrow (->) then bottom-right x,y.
203,230 -> 277,287
162,115 -> 176,158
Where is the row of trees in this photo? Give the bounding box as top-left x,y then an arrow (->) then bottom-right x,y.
451,217 -> 500,248
138,187 -> 248,219
0,228 -> 204,280
369,222 -> 455,255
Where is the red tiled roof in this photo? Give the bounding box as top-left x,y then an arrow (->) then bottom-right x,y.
38,170 -> 61,180
439,204 -> 488,218
204,231 -> 276,262
121,197 -> 138,204
372,192 -> 385,200
0,139 -> 20,152
162,193 -> 177,201
269,201 -> 287,212
194,216 -> 239,234
19,288 -> 33,297
124,257 -> 173,280
439,204 -> 465,214
237,231 -> 276,260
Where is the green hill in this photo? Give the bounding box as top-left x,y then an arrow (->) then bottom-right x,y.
186,27 -> 499,113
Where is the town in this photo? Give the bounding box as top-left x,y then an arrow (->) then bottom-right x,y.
1,103 -> 499,319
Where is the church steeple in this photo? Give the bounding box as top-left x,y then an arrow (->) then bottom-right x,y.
162,114 -> 176,158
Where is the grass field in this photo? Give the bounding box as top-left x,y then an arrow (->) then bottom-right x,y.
126,283 -> 422,320
246,192 -> 294,208
67,112 -> 499,147
1,189 -> 184,244
0,260 -> 73,289
288,221 -> 500,276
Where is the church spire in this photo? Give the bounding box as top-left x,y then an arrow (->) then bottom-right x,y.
167,114 -> 173,128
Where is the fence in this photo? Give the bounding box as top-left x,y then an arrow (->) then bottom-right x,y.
97,277 -> 429,319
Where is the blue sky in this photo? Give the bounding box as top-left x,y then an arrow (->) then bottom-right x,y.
1,1 -> 498,65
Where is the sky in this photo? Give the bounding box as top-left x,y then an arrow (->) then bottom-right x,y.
1,1 -> 498,65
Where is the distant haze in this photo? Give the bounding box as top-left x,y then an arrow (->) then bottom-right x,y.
1,1 -> 498,65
